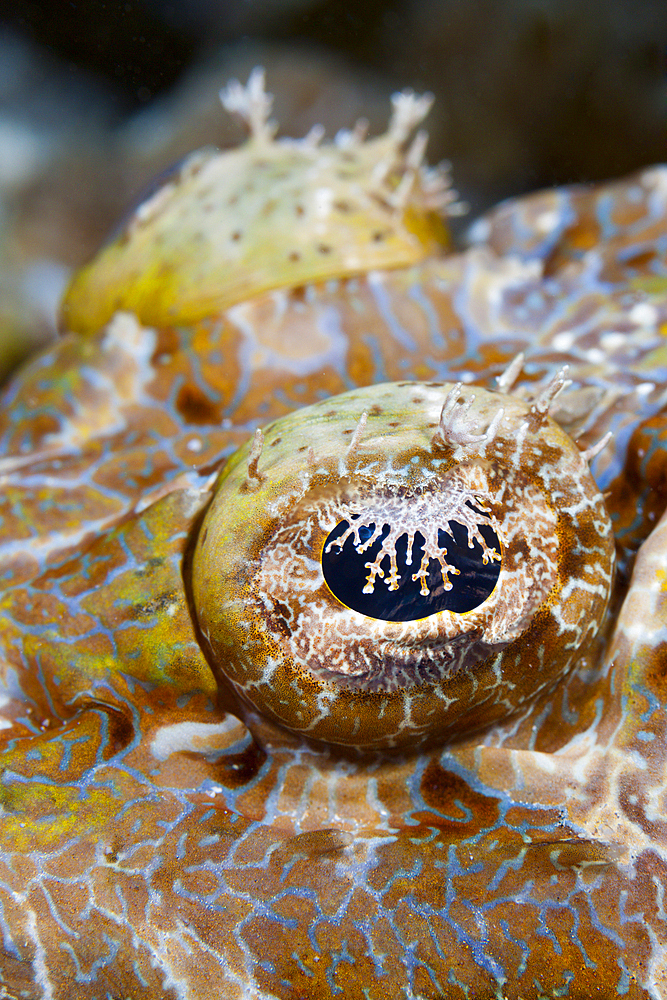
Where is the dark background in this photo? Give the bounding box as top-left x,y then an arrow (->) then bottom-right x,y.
3,0 -> 666,204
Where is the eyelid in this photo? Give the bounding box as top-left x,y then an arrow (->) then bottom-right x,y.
192,380 -> 615,752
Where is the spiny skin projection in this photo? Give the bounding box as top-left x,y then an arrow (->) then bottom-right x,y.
0,71 -> 667,999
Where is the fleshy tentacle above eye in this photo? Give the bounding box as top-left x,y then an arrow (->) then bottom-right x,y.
192,378 -> 615,751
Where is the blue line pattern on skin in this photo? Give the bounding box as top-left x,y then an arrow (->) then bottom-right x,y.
0,70 -> 666,998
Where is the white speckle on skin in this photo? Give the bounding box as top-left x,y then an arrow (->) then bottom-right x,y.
585,348 -> 605,364
600,331 -> 626,351
641,165 -> 667,201
629,302 -> 659,327
535,209 -> 560,234
552,331 -> 575,352
637,382 -> 655,396
313,186 -> 334,218
132,177 -> 177,228
187,438 -> 203,452
150,718 -> 247,760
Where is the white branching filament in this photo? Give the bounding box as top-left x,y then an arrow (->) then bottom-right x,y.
325,493 -> 501,597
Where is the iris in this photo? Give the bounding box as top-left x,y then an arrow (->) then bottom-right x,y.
322,512 -> 501,622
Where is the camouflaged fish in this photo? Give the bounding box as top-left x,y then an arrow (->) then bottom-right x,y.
1,67 -> 667,999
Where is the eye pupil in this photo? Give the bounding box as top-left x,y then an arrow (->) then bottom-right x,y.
322,514 -> 501,622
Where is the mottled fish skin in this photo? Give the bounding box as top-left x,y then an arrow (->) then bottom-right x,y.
0,71 -> 666,999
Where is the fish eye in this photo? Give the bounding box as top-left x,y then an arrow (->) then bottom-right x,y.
321,505 -> 502,622
192,380 -> 615,752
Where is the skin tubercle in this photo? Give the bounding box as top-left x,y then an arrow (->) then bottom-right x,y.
60,69 -> 458,337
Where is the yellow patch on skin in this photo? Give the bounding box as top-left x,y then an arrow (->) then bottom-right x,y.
0,783 -> 118,852
60,74 -> 458,337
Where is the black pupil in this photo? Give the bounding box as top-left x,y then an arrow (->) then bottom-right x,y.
322,512 -> 501,622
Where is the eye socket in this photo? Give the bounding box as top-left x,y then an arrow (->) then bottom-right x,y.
192,380 -> 615,752
321,506 -> 501,622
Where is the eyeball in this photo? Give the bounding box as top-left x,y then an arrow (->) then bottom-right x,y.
192,380 -> 615,751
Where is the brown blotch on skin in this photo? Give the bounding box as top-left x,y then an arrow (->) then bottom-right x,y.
103,705 -> 135,754
175,384 -> 221,425
133,556 -> 165,579
369,191 -> 393,212
279,828 -> 352,858
196,455 -> 230,478
267,599 -> 291,639
101,840 -> 123,865
622,249 -> 657,270
151,326 -> 179,364
215,743 -> 266,789
21,413 -> 61,441
618,775 -> 667,841
557,527 -> 593,586
637,638 -> 667,702
131,588 -> 181,620
417,760 -> 501,832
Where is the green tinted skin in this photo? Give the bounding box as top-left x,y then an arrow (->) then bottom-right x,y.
194,380 -> 613,751
0,72 -> 665,999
